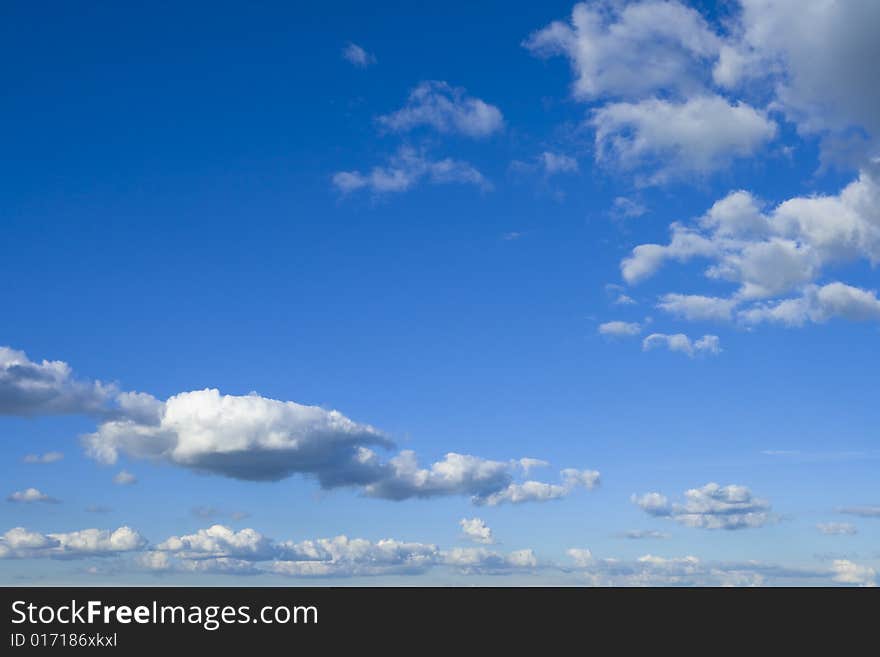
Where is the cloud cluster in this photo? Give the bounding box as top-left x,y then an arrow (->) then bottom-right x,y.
378,81 -> 503,138
23,451 -> 63,464
525,1 -> 777,183
598,321 -> 641,337
0,344 -> 597,506
632,483 -> 773,530
0,526 -> 145,559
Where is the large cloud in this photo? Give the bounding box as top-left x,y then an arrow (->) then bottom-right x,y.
632,483 -> 773,530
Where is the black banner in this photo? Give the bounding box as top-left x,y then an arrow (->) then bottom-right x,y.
1,587 -> 874,651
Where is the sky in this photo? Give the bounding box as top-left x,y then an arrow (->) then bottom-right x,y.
1,0 -> 879,586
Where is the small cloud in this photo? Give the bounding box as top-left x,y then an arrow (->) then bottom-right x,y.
460,518 -> 495,544
642,333 -> 721,357
818,523 -> 857,536
502,231 -> 524,241
613,294 -> 637,305
598,320 -> 642,337
611,196 -> 647,219
341,42 -> 376,68
23,451 -> 64,464
7,487 -> 60,504
620,529 -> 669,540
113,470 -> 137,486
838,506 -> 880,518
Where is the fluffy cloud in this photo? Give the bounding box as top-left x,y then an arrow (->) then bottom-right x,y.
632,483 -> 773,530
739,283 -> 880,326
23,451 -> 63,464
0,526 -> 145,559
598,321 -> 641,337
524,1 -> 721,101
158,525 -> 277,561
442,547 -> 537,574
0,347 -> 114,417
7,488 -> 59,504
274,536 -> 441,577
333,147 -> 490,195
476,469 -> 599,507
831,560 -> 876,587
591,95 -> 775,184
817,523 -> 857,536
621,169 -> 880,330
642,333 -> 720,357
341,42 -> 375,68
84,388 -> 391,484
657,294 -> 736,322
719,0 -> 880,166
377,81 -> 503,138
460,518 -> 494,544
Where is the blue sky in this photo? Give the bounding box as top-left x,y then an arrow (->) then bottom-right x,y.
1,0 -> 879,586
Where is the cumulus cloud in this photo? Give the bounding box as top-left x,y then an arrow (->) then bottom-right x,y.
0,526 -> 145,559
476,469 -> 599,507
611,197 -> 647,220
719,0 -> 880,167
7,488 -> 59,504
598,321 -> 641,337
817,523 -> 857,536
524,0 -> 721,101
739,283 -> 880,326
0,347 -> 114,417
460,518 -> 494,544
341,42 -> 376,68
112,470 -> 137,486
333,147 -> 490,195
23,451 -> 63,464
591,95 -> 776,184
378,81 -> 503,138
831,560 -> 876,587
442,547 -> 537,574
273,535 -> 441,577
632,483 -> 773,530
642,333 -> 720,357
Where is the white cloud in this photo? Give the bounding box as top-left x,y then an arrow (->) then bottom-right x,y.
642,333 -> 720,357
720,0 -> 880,166
22,451 -> 63,464
739,283 -> 880,326
591,95 -> 776,184
0,526 -> 145,559
460,518 -> 494,544
276,535 -> 440,577
442,547 -> 537,574
817,523 -> 857,536
524,1 -> 721,101
112,470 -> 137,486
333,147 -> 490,195
158,525 -> 277,561
633,483 -> 773,530
831,560 -> 876,587
7,488 -> 59,504
377,81 -> 503,138
657,294 -> 737,322
341,42 -> 376,68
598,320 -> 641,337
477,469 -> 599,507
